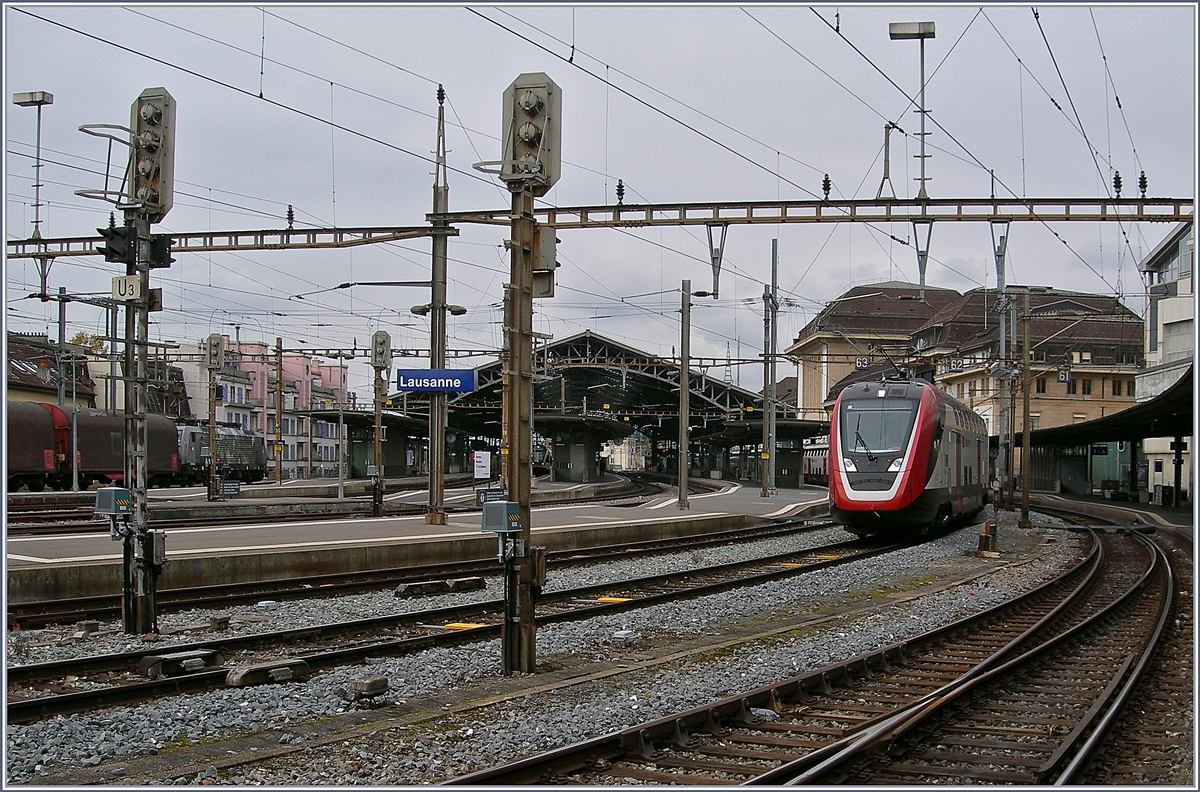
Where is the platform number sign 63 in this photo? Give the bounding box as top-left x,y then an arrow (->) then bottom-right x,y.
855,356 -> 870,371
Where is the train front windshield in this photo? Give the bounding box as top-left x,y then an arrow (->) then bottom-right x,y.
840,398 -> 919,456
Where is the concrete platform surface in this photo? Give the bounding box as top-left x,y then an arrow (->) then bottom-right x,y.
6,482 -> 830,602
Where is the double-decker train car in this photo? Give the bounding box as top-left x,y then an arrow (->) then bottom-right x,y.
829,379 -> 987,536
802,439 -> 829,486
6,404 -> 266,491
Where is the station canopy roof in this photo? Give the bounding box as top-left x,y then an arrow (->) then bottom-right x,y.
446,330 -> 805,443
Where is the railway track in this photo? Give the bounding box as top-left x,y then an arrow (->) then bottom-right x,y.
6,529 -> 882,724
445,527 -> 1175,785
1073,523 -> 1194,784
7,517 -> 834,629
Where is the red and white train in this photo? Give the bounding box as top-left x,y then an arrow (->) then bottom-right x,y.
829,379 -> 988,536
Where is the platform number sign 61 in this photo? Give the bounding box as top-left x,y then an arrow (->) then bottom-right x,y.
855,356 -> 870,371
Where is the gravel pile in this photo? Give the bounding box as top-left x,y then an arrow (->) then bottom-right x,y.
6,511 -> 1081,784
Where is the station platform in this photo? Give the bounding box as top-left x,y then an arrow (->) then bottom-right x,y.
6,481 -> 831,603
1027,492 -> 1194,533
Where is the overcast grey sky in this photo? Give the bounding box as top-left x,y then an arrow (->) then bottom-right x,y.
5,3 -> 1196,398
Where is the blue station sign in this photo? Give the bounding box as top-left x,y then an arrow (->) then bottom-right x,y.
395,369 -> 475,393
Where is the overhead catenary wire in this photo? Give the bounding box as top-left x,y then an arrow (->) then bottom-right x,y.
13,8 -> 499,190
811,7 -> 1129,295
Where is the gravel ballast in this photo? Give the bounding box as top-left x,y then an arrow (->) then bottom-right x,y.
7,511 -> 1095,784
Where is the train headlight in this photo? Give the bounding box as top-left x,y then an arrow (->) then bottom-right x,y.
842,458 -> 857,472
888,458 -> 903,472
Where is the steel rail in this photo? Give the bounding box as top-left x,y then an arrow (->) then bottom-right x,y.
443,533 -> 1104,785
1052,536 -> 1175,784
781,529 -> 1168,785
7,534 -> 885,722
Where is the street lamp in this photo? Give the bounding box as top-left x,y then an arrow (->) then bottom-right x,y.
12,91 -> 53,242
410,303 -> 467,317
888,22 -> 935,200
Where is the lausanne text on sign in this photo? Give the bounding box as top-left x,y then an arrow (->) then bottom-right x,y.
395,369 -> 475,392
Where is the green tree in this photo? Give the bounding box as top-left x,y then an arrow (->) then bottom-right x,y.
69,331 -> 107,355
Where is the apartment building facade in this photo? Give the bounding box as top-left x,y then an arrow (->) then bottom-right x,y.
1136,222 -> 1193,500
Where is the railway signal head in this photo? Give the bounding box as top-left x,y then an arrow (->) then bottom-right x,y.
128,87 -> 175,223
148,234 -> 174,268
501,73 -> 560,196
205,333 -> 224,370
371,330 -> 391,369
97,225 -> 133,264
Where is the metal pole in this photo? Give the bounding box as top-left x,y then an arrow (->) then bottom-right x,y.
208,364 -> 218,501
769,239 -> 779,493
678,280 -> 691,510
337,391 -> 345,499
917,36 -> 929,200
1019,289 -> 1032,529
275,337 -> 283,485
32,102 -> 45,238
132,215 -> 156,635
1173,436 -> 1184,508
57,286 -> 66,407
762,284 -> 771,498
108,305 -> 116,412
1007,297 -> 1018,507
503,186 -> 536,674
992,223 -> 1009,509
120,220 -> 136,634
427,85 -> 449,525
70,358 -> 78,491
373,365 -> 384,517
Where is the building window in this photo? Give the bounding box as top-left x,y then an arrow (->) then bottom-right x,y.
1112,379 -> 1122,396
1073,413 -> 1086,424
1067,379 -> 1078,395
1070,350 -> 1092,364
1030,413 -> 1041,431
956,382 -> 964,398
1036,377 -> 1046,394
1127,379 -> 1135,398
1081,379 -> 1092,395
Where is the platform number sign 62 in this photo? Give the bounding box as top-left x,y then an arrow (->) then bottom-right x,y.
855,356 -> 870,371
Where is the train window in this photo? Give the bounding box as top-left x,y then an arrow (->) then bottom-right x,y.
840,398 -> 918,454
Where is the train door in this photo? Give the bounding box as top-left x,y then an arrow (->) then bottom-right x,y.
954,430 -> 963,512
976,431 -> 984,507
